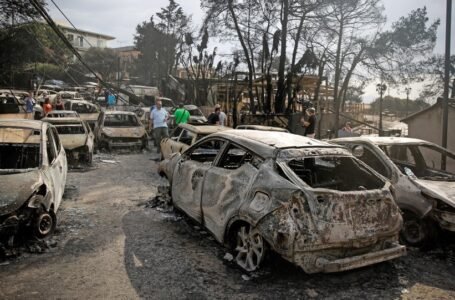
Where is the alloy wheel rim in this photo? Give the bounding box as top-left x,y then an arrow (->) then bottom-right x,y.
235,226 -> 265,272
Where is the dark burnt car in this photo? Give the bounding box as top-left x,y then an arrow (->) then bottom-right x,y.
0,120 -> 67,239
159,130 -> 405,273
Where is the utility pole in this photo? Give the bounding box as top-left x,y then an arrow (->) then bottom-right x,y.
376,83 -> 387,136
405,87 -> 411,117
442,0 -> 452,170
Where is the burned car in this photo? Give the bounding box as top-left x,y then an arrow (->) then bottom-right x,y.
159,130 -> 405,273
331,137 -> 455,246
0,120 -> 67,239
160,123 -> 229,160
46,110 -> 80,118
42,117 -> 94,165
63,100 -> 100,130
236,124 -> 289,132
95,111 -> 148,151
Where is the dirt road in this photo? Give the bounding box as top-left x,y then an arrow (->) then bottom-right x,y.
0,152 -> 454,299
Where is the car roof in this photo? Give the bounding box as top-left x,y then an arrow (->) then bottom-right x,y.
184,105 -> 199,110
104,110 -> 136,116
66,99 -> 93,104
178,123 -> 229,134
42,117 -> 83,124
236,125 -> 288,132
209,130 -> 337,158
48,110 -> 78,114
331,136 -> 433,146
0,119 -> 45,130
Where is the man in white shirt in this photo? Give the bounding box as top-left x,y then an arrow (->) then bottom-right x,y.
215,104 -> 227,126
149,99 -> 169,153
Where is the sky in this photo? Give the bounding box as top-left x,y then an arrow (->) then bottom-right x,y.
47,0 -> 454,102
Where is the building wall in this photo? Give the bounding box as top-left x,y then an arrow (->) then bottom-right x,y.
406,105 -> 455,152
63,29 -> 112,51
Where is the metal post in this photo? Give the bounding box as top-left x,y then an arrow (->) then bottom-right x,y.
376,83 -> 387,136
442,0 -> 452,170
405,87 -> 411,117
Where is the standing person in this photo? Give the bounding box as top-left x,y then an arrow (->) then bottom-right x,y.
342,122 -> 352,132
149,99 -> 169,153
174,103 -> 190,125
43,98 -> 53,116
55,95 -> 64,110
302,107 -> 317,138
207,107 -> 220,125
24,91 -> 35,119
216,104 -> 227,126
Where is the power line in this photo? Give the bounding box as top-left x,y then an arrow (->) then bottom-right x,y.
28,0 -> 141,105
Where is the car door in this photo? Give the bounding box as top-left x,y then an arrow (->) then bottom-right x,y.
45,127 -> 66,210
200,142 -> 262,241
161,127 -> 183,159
171,138 -> 226,223
82,120 -> 95,153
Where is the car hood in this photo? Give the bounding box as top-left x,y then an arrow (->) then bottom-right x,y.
79,113 -> 99,121
0,170 -> 42,215
414,179 -> 455,207
59,134 -> 87,150
190,116 -> 207,122
102,126 -> 146,138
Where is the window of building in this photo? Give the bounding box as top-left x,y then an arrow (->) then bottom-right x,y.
78,36 -> 84,47
67,34 -> 74,42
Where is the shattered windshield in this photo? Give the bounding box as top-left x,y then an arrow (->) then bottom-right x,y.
104,114 -> 140,127
380,144 -> 455,181
284,155 -> 384,191
0,127 -> 41,170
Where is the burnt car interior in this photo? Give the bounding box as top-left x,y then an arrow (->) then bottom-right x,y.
380,144 -> 455,180
55,125 -> 86,135
189,140 -> 225,163
0,129 -> 41,169
104,114 -> 140,127
0,96 -> 20,114
287,156 -> 383,191
219,145 -> 261,169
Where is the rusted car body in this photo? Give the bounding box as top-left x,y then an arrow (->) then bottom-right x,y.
160,130 -> 405,273
236,124 -> 289,132
46,110 -> 80,118
160,123 -> 229,160
63,100 -> 100,129
95,111 -> 148,151
331,137 -> 455,246
0,120 -> 67,239
42,117 -> 95,164
168,105 -> 208,128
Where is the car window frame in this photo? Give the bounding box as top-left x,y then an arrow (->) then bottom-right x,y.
184,137 -> 227,165
215,141 -> 264,170
46,127 -> 58,165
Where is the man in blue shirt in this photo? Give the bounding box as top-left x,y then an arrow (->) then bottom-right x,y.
150,99 -> 169,153
24,91 -> 35,119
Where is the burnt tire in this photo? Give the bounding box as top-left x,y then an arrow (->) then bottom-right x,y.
233,224 -> 267,272
400,211 -> 437,248
32,208 -> 57,240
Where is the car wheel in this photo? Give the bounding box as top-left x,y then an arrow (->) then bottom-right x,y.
234,224 -> 267,272
400,211 -> 436,247
33,207 -> 57,239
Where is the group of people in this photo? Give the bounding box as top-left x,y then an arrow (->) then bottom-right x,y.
24,91 -> 64,118
149,101 -> 229,153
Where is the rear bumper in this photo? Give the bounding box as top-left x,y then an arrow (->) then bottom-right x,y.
315,244 -> 406,273
108,140 -> 142,148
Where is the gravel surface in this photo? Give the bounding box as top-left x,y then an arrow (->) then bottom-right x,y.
0,151 -> 454,299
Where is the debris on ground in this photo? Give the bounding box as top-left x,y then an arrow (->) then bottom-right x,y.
241,274 -> 251,281
305,289 -> 319,298
223,253 -> 234,262
100,159 -> 118,164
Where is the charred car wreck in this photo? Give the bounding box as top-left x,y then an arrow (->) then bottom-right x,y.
332,137 -> 455,246
0,120 -> 67,240
42,117 -> 95,165
160,130 -> 405,273
95,111 -> 148,151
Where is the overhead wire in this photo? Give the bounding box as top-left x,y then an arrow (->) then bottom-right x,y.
27,0 -> 141,105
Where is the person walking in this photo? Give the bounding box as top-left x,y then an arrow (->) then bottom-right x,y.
24,91 -> 35,119
43,98 -> 53,116
302,107 -> 317,138
208,106 -> 221,125
174,103 -> 190,125
150,99 -> 169,153
55,95 -> 64,110
216,104 -> 227,126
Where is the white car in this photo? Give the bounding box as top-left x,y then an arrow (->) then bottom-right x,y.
0,119 -> 67,239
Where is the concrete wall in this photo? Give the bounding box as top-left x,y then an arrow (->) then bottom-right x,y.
406,105 -> 455,152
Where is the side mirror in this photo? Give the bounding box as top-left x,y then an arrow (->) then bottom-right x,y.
352,145 -> 364,158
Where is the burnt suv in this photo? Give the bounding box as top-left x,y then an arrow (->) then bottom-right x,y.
160,130 -> 405,273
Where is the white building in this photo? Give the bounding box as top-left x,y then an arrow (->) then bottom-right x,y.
56,22 -> 115,54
